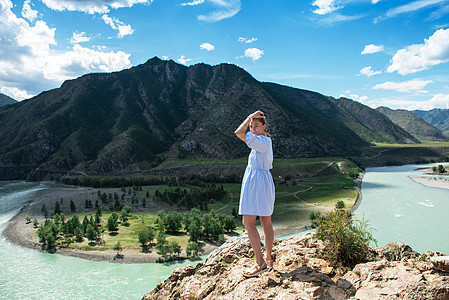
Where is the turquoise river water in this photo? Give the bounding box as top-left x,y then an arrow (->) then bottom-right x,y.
1,164 -> 449,299
355,163 -> 449,254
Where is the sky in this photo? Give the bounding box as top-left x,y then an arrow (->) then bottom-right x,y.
1,0 -> 449,110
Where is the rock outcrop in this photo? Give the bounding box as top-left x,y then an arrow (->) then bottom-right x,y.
143,233 -> 449,300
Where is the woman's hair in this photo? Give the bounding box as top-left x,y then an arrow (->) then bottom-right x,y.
252,117 -> 271,138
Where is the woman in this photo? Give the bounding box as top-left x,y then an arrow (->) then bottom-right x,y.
234,110 -> 275,277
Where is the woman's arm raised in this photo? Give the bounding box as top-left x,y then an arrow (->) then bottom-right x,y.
234,110 -> 265,142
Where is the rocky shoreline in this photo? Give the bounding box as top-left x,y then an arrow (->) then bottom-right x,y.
144,233 -> 449,299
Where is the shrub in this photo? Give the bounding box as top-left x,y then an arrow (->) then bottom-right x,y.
335,200 -> 346,209
315,209 -> 376,268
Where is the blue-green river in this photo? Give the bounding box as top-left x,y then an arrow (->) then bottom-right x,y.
1,164 -> 449,299
0,181 -> 204,300
355,163 -> 449,254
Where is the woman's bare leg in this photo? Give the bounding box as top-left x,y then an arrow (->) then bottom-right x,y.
242,215 -> 264,266
260,216 -> 274,263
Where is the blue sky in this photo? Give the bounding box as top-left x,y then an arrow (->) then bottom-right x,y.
1,0 -> 449,110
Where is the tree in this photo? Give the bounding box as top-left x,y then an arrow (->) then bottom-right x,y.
120,206 -> 131,223
86,224 -> 96,242
186,241 -> 200,257
70,200 -> 76,212
107,214 -> 118,232
147,227 -> 155,245
138,230 -> 150,246
101,192 -> 108,204
232,207 -> 238,218
438,164 -> 446,174
169,240 -> 182,258
187,222 -> 201,242
82,216 -> 90,234
41,204 -> 48,218
221,214 -> 236,232
33,217 -> 39,228
155,232 -> 169,258
54,201 -> 61,214
45,232 -> 55,251
315,209 -> 376,268
74,227 -> 84,243
114,242 -> 122,256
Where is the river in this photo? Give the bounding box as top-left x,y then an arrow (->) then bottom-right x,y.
0,181 -> 204,300
355,163 -> 449,254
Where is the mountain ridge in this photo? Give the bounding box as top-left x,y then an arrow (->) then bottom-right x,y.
0,57 -> 420,180
414,108 -> 449,135
377,106 -> 447,141
0,93 -> 17,106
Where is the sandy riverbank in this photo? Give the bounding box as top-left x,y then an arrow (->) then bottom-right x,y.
2,185 -> 219,263
409,175 -> 449,190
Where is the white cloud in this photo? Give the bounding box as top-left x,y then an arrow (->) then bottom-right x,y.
360,66 -> 382,77
361,44 -> 384,54
22,0 -> 39,22
371,97 -> 435,110
309,12 -> 365,26
0,0 -> 131,100
200,42 -> 215,51
238,37 -> 257,43
102,14 -> 134,38
181,0 -> 205,6
197,0 -> 241,22
375,0 -> 448,23
43,44 -> 131,82
429,94 -> 449,108
162,55 -> 169,60
373,79 -> 433,93
40,0 -> 151,14
339,90 -> 369,103
71,32 -> 91,44
387,28 -> 449,75
0,86 -> 34,100
311,0 -> 342,15
177,55 -> 192,65
244,48 -> 263,61
372,0 -> 381,3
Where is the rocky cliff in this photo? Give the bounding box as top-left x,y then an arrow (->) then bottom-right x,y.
143,233 -> 449,299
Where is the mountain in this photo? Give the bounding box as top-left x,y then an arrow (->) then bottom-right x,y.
414,109 -> 449,135
0,57 -> 415,180
0,93 -> 17,106
377,106 -> 447,141
329,98 -> 419,144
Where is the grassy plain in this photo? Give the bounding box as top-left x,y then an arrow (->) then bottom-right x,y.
25,157 -> 361,261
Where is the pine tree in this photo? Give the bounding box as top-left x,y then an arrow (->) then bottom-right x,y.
86,224 -> 96,242
70,200 -> 76,212
54,201 -> 61,214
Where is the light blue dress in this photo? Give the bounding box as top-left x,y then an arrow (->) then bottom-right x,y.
239,131 -> 275,216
